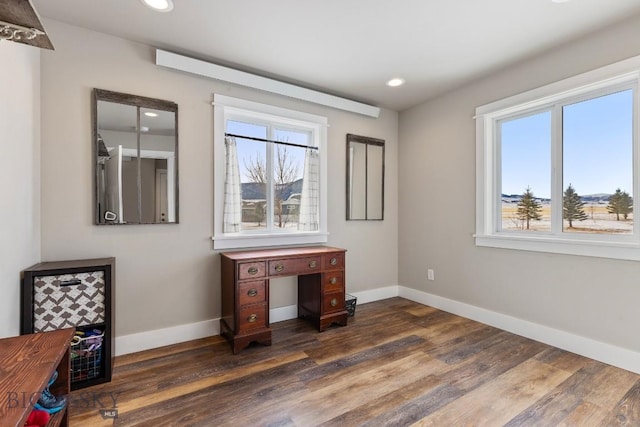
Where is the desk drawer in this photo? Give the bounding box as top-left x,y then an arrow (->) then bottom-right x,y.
323,271 -> 344,293
323,291 -> 345,314
238,303 -> 267,331
238,280 -> 266,306
323,252 -> 345,270
268,256 -> 321,276
238,262 -> 266,280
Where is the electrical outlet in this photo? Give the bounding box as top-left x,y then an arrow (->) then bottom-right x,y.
427,269 -> 435,281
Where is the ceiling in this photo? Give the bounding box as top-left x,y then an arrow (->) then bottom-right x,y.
33,0 -> 640,112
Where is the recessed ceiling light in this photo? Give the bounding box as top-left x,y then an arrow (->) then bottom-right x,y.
551,0 -> 570,3
386,78 -> 405,87
144,111 -> 159,117
140,0 -> 174,12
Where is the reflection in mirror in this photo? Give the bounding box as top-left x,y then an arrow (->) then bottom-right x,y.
346,134 -> 385,220
93,89 -> 178,225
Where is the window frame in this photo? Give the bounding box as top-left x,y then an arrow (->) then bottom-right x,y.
213,94 -> 328,250
475,59 -> 640,261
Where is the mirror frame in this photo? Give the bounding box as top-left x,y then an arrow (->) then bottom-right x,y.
92,88 -> 179,225
346,133 -> 385,221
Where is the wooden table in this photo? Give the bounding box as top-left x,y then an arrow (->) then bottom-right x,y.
221,246 -> 348,354
0,328 -> 74,427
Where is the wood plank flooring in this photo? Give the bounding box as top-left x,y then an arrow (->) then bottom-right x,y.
69,298 -> 640,426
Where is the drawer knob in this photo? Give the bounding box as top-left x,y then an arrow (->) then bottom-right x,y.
274,264 -> 284,272
247,288 -> 258,297
330,277 -> 337,285
247,267 -> 259,275
309,260 -> 317,268
330,257 -> 338,266
247,314 -> 258,323
330,298 -> 338,307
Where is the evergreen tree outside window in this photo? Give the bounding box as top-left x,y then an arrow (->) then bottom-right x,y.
516,187 -> 542,230
563,184 -> 588,229
607,188 -> 633,221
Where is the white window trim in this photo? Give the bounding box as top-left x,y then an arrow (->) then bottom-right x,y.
475,55 -> 640,261
212,94 -> 328,250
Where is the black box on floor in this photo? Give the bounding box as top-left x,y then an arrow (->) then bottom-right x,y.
346,294 -> 357,317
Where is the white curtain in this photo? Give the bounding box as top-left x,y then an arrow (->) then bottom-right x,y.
298,148 -> 320,231
223,136 -> 242,233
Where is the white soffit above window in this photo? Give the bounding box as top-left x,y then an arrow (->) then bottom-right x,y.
155,49 -> 380,118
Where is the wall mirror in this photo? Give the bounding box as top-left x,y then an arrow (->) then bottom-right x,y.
93,89 -> 178,225
346,134 -> 385,220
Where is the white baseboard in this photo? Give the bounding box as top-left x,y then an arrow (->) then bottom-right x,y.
115,318 -> 219,356
270,305 -> 299,323
399,286 -> 640,375
349,286 -> 399,304
114,284 -> 640,375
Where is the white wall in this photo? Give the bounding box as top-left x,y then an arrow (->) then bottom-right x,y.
399,14 -> 640,355
39,20 -> 398,343
0,42 -> 41,338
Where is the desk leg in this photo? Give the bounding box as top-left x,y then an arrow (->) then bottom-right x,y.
319,312 -> 348,331
221,320 -> 272,354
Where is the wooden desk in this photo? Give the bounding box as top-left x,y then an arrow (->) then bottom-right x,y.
220,246 -> 348,353
0,328 -> 74,427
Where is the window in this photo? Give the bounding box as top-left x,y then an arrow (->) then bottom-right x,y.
213,95 -> 328,250
476,62 -> 640,260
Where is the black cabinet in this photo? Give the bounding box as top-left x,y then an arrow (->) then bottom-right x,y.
21,258 -> 115,390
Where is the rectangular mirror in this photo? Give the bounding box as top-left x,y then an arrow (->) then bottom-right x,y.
346,134 -> 385,220
93,89 -> 178,224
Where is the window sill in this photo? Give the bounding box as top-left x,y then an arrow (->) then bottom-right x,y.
475,233 -> 640,261
213,232 -> 329,250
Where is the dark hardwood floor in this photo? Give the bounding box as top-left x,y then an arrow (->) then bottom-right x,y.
69,298 -> 640,426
